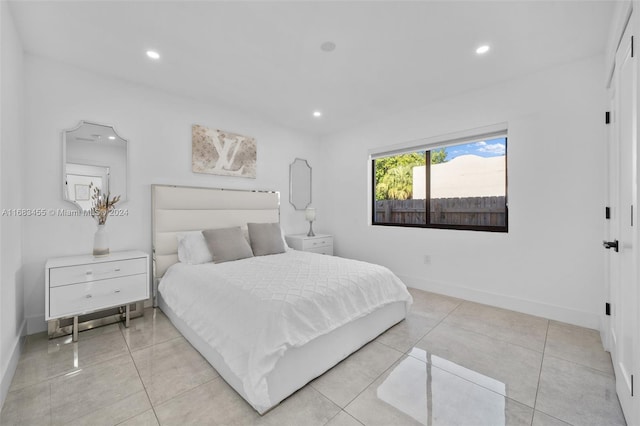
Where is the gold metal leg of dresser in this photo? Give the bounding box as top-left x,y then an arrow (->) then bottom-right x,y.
72,316 -> 78,342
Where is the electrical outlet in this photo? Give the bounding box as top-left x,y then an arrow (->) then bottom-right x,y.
423,255 -> 431,265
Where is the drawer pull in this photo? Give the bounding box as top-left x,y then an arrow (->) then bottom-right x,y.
85,271 -> 93,275
114,268 -> 121,272
85,294 -> 92,299
114,289 -> 121,293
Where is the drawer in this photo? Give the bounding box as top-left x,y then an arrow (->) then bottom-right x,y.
301,237 -> 333,250
48,274 -> 148,319
306,246 -> 333,256
49,257 -> 147,288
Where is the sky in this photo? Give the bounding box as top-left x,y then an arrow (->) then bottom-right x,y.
445,137 -> 506,160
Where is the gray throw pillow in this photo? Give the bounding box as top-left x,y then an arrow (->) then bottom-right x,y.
247,222 -> 286,256
202,227 -> 254,264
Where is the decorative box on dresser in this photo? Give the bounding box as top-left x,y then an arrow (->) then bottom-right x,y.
285,234 -> 333,255
45,250 -> 149,341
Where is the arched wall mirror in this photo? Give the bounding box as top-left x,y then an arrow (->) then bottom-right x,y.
63,121 -> 128,211
289,158 -> 312,210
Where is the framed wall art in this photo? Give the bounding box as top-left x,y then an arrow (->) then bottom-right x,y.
192,124 -> 257,178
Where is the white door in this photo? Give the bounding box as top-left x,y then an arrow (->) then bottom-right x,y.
607,19 -> 638,424
605,86 -> 618,353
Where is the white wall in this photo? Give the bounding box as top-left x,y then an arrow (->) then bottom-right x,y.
22,55 -> 323,333
320,55 -> 607,329
0,0 -> 26,408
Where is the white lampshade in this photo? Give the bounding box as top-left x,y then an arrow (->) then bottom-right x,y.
305,207 -> 316,221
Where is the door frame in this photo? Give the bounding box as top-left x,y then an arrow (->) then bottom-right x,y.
603,0 -> 633,352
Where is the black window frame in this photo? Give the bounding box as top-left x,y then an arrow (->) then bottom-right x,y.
371,137 -> 508,233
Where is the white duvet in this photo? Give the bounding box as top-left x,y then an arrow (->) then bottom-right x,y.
158,250 -> 412,411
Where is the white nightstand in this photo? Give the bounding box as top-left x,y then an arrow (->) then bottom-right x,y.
45,250 -> 149,341
285,234 -> 333,255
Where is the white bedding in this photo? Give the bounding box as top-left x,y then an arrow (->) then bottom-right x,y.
158,250 -> 413,412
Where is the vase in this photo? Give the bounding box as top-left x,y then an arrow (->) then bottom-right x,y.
93,224 -> 109,257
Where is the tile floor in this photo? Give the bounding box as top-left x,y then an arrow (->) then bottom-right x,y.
0,288 -> 626,426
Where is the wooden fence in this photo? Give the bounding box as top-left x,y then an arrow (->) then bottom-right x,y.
374,196 -> 506,227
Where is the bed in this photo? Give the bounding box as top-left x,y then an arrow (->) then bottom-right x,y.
152,184 -> 412,414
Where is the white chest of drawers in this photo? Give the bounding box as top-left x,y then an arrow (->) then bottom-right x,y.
285,234 -> 333,255
45,250 -> 149,340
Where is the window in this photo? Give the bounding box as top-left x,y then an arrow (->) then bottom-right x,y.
372,130 -> 508,232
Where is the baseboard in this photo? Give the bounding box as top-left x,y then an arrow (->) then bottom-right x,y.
0,319 -> 26,411
399,274 -> 601,330
600,315 -> 612,352
26,314 -> 46,335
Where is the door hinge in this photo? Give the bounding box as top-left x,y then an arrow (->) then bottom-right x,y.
605,206 -> 611,219
606,302 -> 611,316
605,111 -> 611,124
603,240 -> 619,252
632,374 -> 634,396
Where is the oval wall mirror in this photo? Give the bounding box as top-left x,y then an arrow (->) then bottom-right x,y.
63,121 -> 128,211
289,158 -> 312,210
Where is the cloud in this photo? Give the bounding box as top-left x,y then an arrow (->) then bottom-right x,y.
474,141 -> 505,155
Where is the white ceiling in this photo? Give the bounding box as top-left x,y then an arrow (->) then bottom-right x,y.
9,1 -> 614,136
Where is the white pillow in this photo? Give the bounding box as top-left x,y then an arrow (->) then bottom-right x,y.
177,231 -> 213,264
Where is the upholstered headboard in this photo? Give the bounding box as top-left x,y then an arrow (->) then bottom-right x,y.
151,184 -> 280,303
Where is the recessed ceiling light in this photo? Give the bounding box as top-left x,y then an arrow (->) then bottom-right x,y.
108,136 -> 116,140
320,42 -> 336,52
476,45 -> 490,55
146,50 -> 160,60
313,111 -> 322,118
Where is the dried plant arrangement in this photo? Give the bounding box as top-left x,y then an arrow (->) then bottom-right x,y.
89,183 -> 121,225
